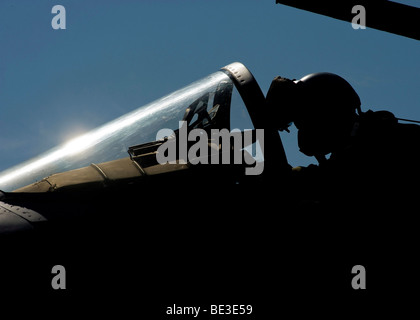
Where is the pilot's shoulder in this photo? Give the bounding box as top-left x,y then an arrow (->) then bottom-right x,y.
396,121 -> 420,140
363,110 -> 420,138
362,110 -> 397,126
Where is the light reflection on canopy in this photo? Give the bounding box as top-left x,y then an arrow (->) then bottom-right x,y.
0,71 -> 232,191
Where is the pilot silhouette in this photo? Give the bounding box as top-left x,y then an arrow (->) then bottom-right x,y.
266,72 -> 420,207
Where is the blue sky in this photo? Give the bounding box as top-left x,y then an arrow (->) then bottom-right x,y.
0,0 -> 419,171
393,0 -> 420,8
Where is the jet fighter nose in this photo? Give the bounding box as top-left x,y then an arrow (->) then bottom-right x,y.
0,201 -> 47,235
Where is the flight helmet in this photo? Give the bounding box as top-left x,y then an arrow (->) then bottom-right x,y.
294,72 -> 361,157
266,72 -> 362,157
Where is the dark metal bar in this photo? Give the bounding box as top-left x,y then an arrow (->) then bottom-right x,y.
276,0 -> 420,41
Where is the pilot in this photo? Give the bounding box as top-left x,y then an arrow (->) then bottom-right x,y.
266,72 -> 420,207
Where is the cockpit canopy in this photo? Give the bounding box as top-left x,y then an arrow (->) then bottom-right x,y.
0,63 -> 275,192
